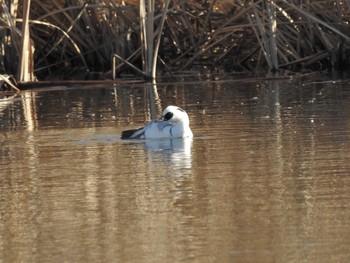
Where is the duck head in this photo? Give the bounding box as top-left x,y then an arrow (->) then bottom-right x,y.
162,105 -> 190,124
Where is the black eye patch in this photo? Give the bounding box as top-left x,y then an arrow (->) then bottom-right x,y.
163,112 -> 174,121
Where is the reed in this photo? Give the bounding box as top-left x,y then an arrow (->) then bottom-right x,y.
17,0 -> 36,81
139,0 -> 153,78
0,73 -> 20,100
139,0 -> 170,79
1,0 -> 350,81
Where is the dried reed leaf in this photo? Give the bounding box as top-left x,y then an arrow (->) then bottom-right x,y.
280,0 -> 350,41
2,0 -> 350,79
23,19 -> 88,68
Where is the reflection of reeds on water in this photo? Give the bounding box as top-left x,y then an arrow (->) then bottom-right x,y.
146,80 -> 162,119
1,1 -> 350,81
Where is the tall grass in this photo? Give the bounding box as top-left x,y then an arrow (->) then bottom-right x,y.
1,0 -> 350,81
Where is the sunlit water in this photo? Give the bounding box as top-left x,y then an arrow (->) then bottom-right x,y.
1,76 -> 350,262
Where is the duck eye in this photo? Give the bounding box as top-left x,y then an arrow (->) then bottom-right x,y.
163,112 -> 173,121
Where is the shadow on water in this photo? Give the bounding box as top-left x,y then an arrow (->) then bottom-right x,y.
1,75 -> 350,262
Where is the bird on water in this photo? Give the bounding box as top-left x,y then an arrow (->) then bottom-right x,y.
121,105 -> 193,139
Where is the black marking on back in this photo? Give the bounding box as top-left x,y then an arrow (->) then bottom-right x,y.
163,112 -> 174,121
121,127 -> 143,139
177,107 -> 185,112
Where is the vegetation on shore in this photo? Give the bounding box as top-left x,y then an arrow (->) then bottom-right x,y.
1,0 -> 350,82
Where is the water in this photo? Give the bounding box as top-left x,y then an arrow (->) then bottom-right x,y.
1,76 -> 350,262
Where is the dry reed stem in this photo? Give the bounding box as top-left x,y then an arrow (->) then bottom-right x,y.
2,0 -> 350,80
0,74 -> 21,92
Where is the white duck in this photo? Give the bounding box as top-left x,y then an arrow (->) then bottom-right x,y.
121,105 -> 193,139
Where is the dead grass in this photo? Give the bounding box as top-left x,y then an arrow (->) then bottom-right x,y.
1,0 -> 350,80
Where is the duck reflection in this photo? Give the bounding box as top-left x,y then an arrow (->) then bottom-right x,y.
142,137 -> 194,220
144,137 -> 193,173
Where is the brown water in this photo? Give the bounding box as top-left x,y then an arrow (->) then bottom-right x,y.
1,77 -> 350,262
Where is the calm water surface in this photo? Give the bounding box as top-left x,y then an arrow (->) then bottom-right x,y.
1,77 -> 350,262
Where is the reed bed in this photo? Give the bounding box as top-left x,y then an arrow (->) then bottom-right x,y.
1,0 -> 350,81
